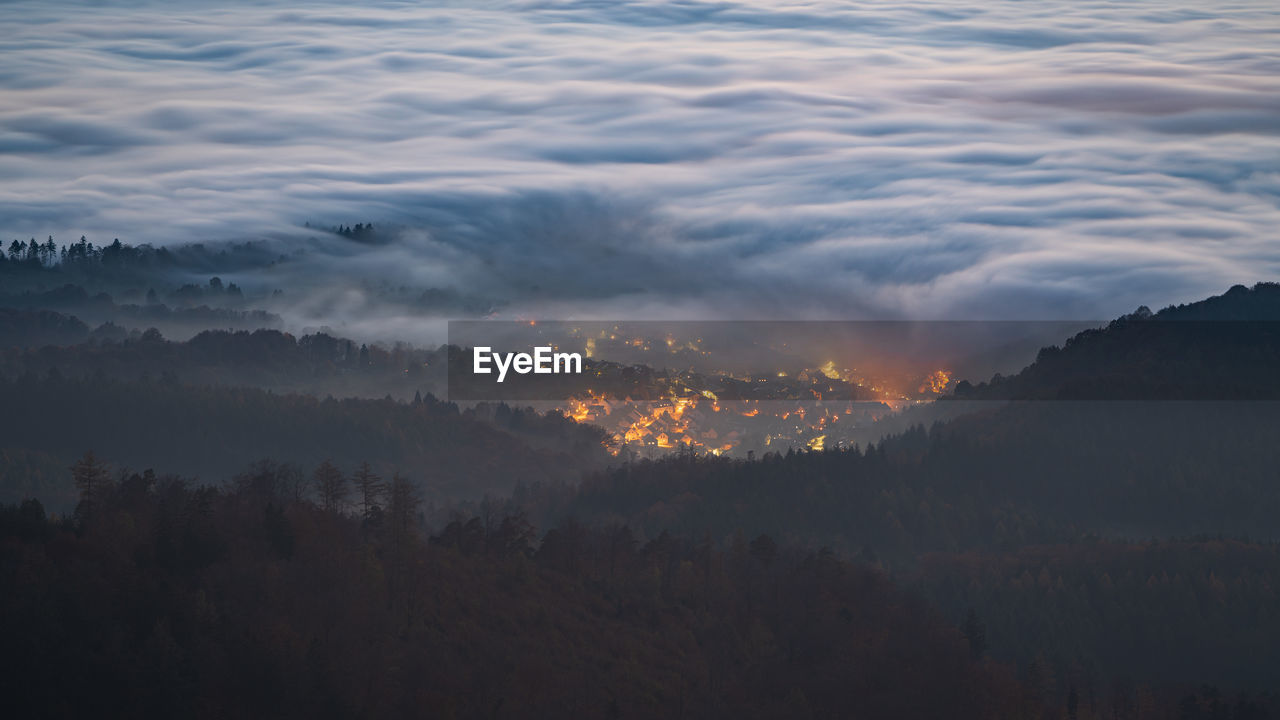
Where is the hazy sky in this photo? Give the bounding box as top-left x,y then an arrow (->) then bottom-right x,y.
2,0 -> 1279,321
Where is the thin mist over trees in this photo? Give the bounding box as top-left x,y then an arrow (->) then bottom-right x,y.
2,261 -> 1280,718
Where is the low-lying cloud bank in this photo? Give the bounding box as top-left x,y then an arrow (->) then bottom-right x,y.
1,0 -> 1278,323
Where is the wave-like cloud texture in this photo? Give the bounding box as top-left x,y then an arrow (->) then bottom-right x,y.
2,0 -> 1279,320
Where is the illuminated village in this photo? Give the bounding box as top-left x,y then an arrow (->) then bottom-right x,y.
537,328 -> 954,458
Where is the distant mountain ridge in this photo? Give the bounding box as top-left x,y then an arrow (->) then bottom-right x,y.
952,282 -> 1280,400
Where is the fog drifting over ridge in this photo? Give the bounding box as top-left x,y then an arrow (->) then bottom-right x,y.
2,0 -> 1279,322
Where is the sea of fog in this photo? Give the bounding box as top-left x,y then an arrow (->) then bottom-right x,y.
1,0 -> 1278,323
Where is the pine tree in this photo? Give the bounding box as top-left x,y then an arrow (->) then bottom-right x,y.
71,450 -> 110,527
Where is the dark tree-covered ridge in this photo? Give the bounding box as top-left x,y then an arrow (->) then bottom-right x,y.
0,477 -> 1035,719
951,282 -> 1280,401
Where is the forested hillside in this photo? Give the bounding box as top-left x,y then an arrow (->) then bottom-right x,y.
477,284 -> 1280,712
0,482 -> 1033,720
2,278 -> 1279,718
916,540 -> 1280,694
953,283 -> 1280,401
518,399 -> 1280,562
0,375 -> 609,510
0,320 -> 445,399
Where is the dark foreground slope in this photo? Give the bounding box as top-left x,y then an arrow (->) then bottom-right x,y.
0,482 -> 1030,720
916,540 -> 1280,696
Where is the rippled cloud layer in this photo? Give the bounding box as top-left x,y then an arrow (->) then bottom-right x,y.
2,0 -> 1279,320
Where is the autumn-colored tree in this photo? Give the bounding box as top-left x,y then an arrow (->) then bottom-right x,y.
313,460 -> 348,513
386,472 -> 418,546
351,461 -> 382,522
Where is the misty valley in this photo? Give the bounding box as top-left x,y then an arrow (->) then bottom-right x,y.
1,236 -> 1279,718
